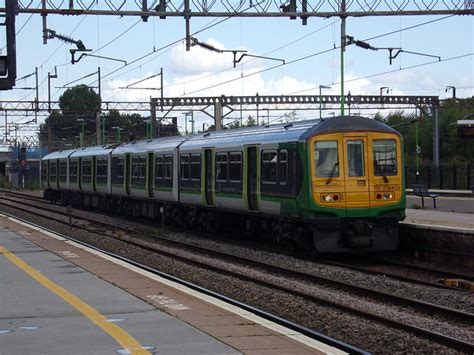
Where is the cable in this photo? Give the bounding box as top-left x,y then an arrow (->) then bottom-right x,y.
289,53 -> 474,95
176,14 -> 461,96
94,1 -> 266,88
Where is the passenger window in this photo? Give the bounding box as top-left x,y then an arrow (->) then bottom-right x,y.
373,140 -> 397,176
190,154 -> 201,181
155,155 -> 164,179
111,157 -> 124,185
216,153 -> 228,182
180,155 -> 190,180
70,159 -> 78,182
96,157 -> 108,184
347,140 -> 365,177
41,162 -> 47,181
262,150 -> 277,184
82,159 -> 92,184
279,150 -> 288,184
314,141 -> 339,178
229,152 -> 242,182
164,155 -> 173,180
59,160 -> 67,182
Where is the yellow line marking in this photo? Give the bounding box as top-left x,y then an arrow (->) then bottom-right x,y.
0,245 -> 151,355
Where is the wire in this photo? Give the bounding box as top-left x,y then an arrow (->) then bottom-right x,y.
94,1 -> 266,88
289,53 -> 474,95
177,14 -> 460,96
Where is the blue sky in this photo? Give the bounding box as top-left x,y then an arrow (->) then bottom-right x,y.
3,4 -> 473,132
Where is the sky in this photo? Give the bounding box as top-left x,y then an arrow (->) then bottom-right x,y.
1,1 -> 473,136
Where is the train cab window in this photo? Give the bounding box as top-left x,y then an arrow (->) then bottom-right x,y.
347,140 -> 365,177
164,155 -> 173,180
373,140 -> 397,176
229,152 -> 242,182
96,157 -> 108,185
111,156 -> 124,185
82,159 -> 92,185
190,154 -> 201,181
279,150 -> 288,184
216,153 -> 228,182
180,155 -> 190,180
262,150 -> 278,184
314,141 -> 339,178
59,160 -> 67,183
69,159 -> 78,183
49,161 -> 57,182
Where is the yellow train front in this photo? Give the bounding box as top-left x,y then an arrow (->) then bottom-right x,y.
300,117 -> 406,252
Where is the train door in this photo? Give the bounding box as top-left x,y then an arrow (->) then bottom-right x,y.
247,146 -> 258,211
204,149 -> 214,206
147,153 -> 154,198
343,134 -> 370,211
125,153 -> 131,195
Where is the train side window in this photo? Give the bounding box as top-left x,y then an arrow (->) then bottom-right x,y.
347,140 -> 365,177
96,157 -> 108,184
229,152 -> 242,182
155,155 -> 164,179
69,159 -> 78,183
41,161 -> 47,181
164,155 -> 173,180
49,161 -> 57,182
190,154 -> 201,181
59,160 -> 67,182
82,159 -> 92,184
216,153 -> 228,182
373,140 -> 397,176
180,154 -> 190,180
314,141 -> 339,178
111,156 -> 124,185
279,150 -> 288,184
262,150 -> 278,184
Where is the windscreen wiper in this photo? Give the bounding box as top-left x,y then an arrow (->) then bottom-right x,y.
374,159 -> 389,183
325,162 -> 339,184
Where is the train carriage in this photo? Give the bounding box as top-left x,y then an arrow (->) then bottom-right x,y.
42,116 -> 405,253
41,149 -> 78,192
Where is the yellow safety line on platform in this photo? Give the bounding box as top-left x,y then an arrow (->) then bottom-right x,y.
0,245 -> 151,355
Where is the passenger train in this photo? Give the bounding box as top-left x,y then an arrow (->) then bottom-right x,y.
41,116 -> 406,253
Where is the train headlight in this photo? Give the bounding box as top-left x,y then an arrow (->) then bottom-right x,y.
321,194 -> 340,203
383,193 -> 393,200
376,192 -> 394,200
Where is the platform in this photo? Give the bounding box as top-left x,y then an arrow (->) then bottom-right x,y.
0,214 -> 347,355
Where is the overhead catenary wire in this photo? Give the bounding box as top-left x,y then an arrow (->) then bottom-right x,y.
172,14 -> 460,97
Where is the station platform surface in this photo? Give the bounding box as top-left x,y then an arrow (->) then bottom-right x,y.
0,215 -> 344,355
405,195 -> 474,231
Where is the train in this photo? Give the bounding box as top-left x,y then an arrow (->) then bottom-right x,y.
41,116 -> 406,253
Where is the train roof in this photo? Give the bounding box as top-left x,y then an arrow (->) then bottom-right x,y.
111,135 -> 188,155
42,148 -> 78,160
180,119 -> 322,150
69,144 -> 118,158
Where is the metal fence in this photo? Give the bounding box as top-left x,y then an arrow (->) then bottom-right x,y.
405,165 -> 473,190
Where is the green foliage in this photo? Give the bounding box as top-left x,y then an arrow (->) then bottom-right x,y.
379,98 -> 474,165
245,115 -> 257,127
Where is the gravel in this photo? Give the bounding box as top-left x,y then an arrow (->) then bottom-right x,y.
1,200 -> 472,353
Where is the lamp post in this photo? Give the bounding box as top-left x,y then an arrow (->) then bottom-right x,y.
111,126 -> 123,143
319,85 -> 331,119
76,119 -> 85,147
445,85 -> 456,99
379,86 -> 389,96
182,111 -> 193,135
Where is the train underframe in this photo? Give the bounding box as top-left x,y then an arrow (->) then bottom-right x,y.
44,188 -> 399,253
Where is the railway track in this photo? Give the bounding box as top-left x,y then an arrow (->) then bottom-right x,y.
1,192 -> 473,353
1,189 -> 471,288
